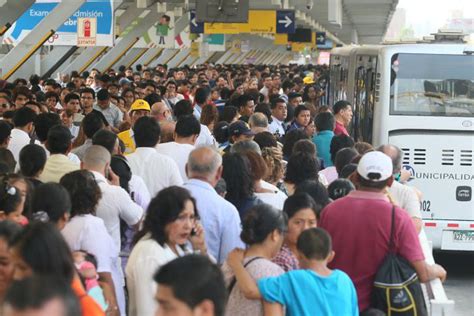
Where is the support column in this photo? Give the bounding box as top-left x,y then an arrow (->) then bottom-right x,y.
0,0 -> 35,35
62,46 -> 108,74
0,0 -> 86,80
114,47 -> 146,69
42,46 -> 79,79
167,49 -> 190,68
226,53 -> 241,65
40,46 -> 75,76
152,49 -> 179,67
141,48 -> 163,68
92,10 -> 159,72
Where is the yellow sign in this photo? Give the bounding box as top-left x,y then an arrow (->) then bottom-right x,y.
274,33 -> 288,45
190,42 -> 200,57
231,39 -> 241,54
204,10 -> 277,34
291,43 -> 307,52
239,10 -> 276,33
204,23 -> 241,34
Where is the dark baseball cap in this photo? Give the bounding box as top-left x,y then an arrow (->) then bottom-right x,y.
229,121 -> 255,137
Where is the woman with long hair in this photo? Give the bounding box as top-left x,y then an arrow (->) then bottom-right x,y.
222,153 -> 263,219
125,186 -> 207,316
9,221 -> 106,315
60,170 -> 120,315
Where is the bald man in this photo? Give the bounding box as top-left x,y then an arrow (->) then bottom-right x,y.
183,146 -> 244,264
151,101 -> 172,122
82,145 -> 143,313
159,120 -> 176,143
378,144 -> 423,233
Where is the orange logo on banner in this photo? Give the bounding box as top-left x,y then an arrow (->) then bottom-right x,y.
77,17 -> 97,46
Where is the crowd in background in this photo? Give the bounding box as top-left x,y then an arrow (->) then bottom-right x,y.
0,61 -> 446,316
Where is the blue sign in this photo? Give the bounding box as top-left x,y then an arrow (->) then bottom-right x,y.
276,10 -> 295,34
3,0 -> 114,46
317,39 -> 333,50
316,32 -> 327,45
190,10 -> 204,34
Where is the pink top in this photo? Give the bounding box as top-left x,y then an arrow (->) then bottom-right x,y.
319,190 -> 424,312
222,257 -> 284,316
334,120 -> 349,136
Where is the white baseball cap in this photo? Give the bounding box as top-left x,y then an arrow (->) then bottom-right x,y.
357,151 -> 393,181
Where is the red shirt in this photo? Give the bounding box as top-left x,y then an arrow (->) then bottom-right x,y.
319,190 -> 424,312
334,120 -> 349,136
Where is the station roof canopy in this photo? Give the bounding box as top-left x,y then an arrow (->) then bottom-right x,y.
117,0 -> 399,45
308,0 -> 399,44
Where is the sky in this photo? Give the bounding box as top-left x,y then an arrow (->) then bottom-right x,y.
398,0 -> 474,37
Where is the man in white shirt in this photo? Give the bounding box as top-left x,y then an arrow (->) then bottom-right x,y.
259,73 -> 273,97
174,99 -> 215,147
8,107 -> 37,163
81,145 -> 144,250
268,97 -> 287,137
156,115 -> 200,181
378,144 -> 423,233
184,146 -> 244,264
127,116 -> 183,197
39,125 -> 79,183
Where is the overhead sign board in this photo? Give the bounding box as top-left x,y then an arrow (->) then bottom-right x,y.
2,0 -> 114,46
204,22 -> 241,34
274,33 -> 288,45
204,10 -> 294,34
189,10 -> 204,34
205,34 -> 226,52
316,32 -> 327,45
276,10 -> 295,34
239,10 -> 276,33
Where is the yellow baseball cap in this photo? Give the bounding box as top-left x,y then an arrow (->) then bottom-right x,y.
303,76 -> 315,85
130,99 -> 151,112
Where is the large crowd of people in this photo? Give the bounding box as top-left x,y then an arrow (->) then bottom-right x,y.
0,62 -> 446,316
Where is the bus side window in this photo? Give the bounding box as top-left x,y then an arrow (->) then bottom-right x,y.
353,56 -> 377,143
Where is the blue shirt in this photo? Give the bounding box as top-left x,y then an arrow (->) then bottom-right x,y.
313,130 -> 334,167
258,269 -> 358,316
183,179 -> 244,264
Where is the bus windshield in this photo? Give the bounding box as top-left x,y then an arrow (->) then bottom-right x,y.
390,53 -> 474,117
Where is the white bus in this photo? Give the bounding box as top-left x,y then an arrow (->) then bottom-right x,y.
329,42 -> 474,251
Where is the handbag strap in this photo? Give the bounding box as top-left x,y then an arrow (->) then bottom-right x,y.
388,205 -> 396,253
228,256 -> 263,294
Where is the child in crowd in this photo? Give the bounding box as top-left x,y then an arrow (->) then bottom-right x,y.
227,227 -> 359,316
73,251 -> 108,311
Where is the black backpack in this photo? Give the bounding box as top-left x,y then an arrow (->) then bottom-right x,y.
371,206 -> 427,316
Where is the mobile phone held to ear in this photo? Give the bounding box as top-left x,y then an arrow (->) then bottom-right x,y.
191,228 -> 197,236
